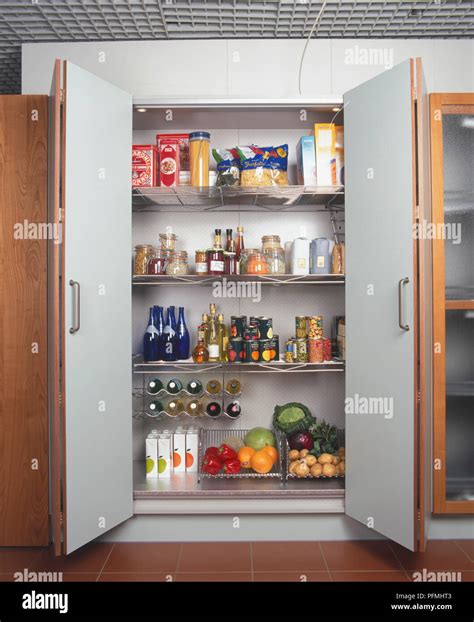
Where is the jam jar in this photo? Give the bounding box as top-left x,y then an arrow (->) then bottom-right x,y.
134,244 -> 155,275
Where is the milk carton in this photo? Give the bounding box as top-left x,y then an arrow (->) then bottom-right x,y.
145,429 -> 159,478
186,427 -> 198,473
157,430 -> 172,478
172,426 -> 186,473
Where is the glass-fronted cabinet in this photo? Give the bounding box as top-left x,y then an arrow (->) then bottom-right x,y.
431,94 -> 474,513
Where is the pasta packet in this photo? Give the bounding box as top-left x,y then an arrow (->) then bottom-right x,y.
212,148 -> 240,187
236,144 -> 289,187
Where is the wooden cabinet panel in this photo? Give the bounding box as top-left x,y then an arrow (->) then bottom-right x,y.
0,95 -> 49,545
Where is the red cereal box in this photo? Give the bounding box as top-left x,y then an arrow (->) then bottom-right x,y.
159,139 -> 180,187
132,144 -> 159,187
156,133 -> 189,172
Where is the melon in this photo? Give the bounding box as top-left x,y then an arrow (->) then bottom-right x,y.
244,427 -> 276,451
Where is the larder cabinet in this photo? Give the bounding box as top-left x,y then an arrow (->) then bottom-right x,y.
45,58 -> 431,555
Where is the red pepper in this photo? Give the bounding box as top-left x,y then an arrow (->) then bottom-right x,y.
218,443 -> 238,461
223,458 -> 241,474
204,446 -> 220,458
202,454 -> 222,475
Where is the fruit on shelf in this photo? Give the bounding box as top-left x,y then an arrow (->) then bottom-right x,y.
287,430 -> 313,451
261,445 -> 279,465
202,454 -> 222,475
273,402 -> 315,434
204,446 -> 220,458
243,427 -> 276,451
218,444 -> 238,461
238,446 -> 256,468
222,436 -> 244,451
223,458 -> 241,474
250,449 -> 274,474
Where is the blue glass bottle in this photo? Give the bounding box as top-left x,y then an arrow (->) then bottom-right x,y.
153,305 -> 165,361
176,306 -> 190,360
143,307 -> 160,362
162,306 -> 177,361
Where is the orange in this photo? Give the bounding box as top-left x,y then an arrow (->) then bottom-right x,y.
250,449 -> 274,474
238,446 -> 255,468
261,445 -> 278,465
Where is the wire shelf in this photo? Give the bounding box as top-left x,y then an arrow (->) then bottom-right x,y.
132,273 -> 345,286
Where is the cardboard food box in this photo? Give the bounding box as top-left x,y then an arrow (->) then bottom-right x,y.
132,144 -> 159,187
313,124 -> 337,186
156,133 -> 190,173
158,139 -> 180,187
296,136 -> 317,186
145,431 -> 158,478
172,428 -> 186,473
335,125 -> 345,186
185,428 -> 198,473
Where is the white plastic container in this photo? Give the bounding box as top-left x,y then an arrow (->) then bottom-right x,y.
145,429 -> 159,478
291,237 -> 310,275
172,426 -> 186,473
157,430 -> 172,478
185,427 -> 198,473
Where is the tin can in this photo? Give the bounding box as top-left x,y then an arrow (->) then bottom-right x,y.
244,324 -> 260,341
249,316 -> 260,326
257,317 -> 273,340
229,337 -> 244,363
322,337 -> 332,361
230,316 -> 247,338
295,338 -> 308,362
307,315 -> 323,338
259,339 -> 272,362
295,315 -> 307,339
308,337 -> 324,363
285,339 -> 294,363
244,339 -> 260,362
269,335 -> 280,361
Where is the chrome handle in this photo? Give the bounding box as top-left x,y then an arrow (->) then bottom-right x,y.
398,277 -> 409,331
69,279 -> 81,334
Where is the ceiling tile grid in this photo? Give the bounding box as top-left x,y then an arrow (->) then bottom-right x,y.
0,0 -> 473,93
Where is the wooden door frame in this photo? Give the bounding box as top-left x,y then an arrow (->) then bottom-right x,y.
430,92 -> 474,514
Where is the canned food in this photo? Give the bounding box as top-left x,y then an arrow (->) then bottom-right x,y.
295,315 -> 307,339
249,316 -> 260,326
231,315 -> 247,338
322,337 -> 332,361
257,317 -> 273,340
308,337 -> 324,363
307,315 -> 323,338
229,337 -> 244,363
269,335 -> 279,361
244,324 -> 260,341
259,339 -> 272,362
285,339 -> 294,363
295,338 -> 308,362
244,339 -> 260,362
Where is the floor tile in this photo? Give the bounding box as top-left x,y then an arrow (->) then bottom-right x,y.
321,541 -> 403,571
0,548 -> 45,573
176,572 -> 252,582
99,572 -> 173,582
102,543 -> 181,573
30,543 -> 113,573
455,540 -> 474,562
332,571 -> 409,582
178,543 -> 251,572
252,541 -> 325,572
254,571 -> 331,582
390,540 -> 474,572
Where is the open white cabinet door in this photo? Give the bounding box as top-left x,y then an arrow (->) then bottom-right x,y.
51,61 -> 133,554
344,59 -> 425,551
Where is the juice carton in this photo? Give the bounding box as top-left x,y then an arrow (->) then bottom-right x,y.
313,123 -> 337,186
172,427 -> 186,473
296,136 -> 317,186
157,430 -> 172,478
145,429 -> 159,478
185,427 -> 198,473
335,126 -> 345,185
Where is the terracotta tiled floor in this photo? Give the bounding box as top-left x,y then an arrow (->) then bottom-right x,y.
0,540 -> 471,582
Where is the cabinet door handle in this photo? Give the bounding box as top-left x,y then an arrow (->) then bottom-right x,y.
69,279 -> 81,334
398,277 -> 410,331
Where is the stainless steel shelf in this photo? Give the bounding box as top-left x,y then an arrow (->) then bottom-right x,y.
132,185 -> 344,212
132,273 -> 345,286
446,381 -> 474,397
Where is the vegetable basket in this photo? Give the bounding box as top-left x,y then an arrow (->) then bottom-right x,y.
283,428 -> 345,480
198,428 -> 283,480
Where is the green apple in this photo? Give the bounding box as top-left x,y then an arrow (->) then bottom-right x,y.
146,456 -> 155,474
158,457 -> 167,474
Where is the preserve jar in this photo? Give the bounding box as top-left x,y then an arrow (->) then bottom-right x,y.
261,235 -> 282,252
264,248 -> 286,274
189,131 -> 210,187
147,248 -> 170,275
195,250 -> 208,275
159,232 -> 177,251
166,251 -> 189,275
246,252 -> 269,275
134,244 -> 155,275
239,248 -> 259,275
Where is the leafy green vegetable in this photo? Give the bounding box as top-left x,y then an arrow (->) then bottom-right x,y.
272,403 -> 315,434
309,420 -> 339,455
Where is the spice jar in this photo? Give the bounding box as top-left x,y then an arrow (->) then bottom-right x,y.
189,131 -> 210,187
148,248 -> 170,275
261,235 -> 282,252
195,250 -> 208,276
246,252 -> 269,275
166,251 -> 189,275
134,244 -> 155,275
224,251 -> 237,275
159,232 -> 177,251
239,248 -> 259,275
264,248 -> 286,274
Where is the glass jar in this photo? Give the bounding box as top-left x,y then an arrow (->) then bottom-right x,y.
134,244 -> 155,275
247,252 -> 269,275
195,250 -> 208,275
239,248 -> 259,275
166,251 -> 189,275
189,131 -> 210,187
147,248 -> 170,275
261,235 -> 282,252
264,248 -> 286,274
159,232 -> 177,251
224,251 -> 237,275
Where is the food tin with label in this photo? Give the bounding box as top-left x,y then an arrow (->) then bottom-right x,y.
295,315 -> 307,339
256,317 -> 273,340
285,339 -> 294,363
249,316 -> 260,326
229,337 -> 244,363
322,337 -> 332,361
269,335 -> 280,361
308,338 -> 324,363
230,315 -> 247,338
244,324 -> 260,341
244,339 -> 260,362
307,315 -> 323,338
259,339 -> 272,362
295,338 -> 308,362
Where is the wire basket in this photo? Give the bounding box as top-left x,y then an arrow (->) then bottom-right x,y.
198,428 -> 282,480
283,428 -> 345,480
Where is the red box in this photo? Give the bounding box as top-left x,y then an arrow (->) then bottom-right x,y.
159,139 -> 180,188
156,133 -> 189,172
132,144 -> 159,187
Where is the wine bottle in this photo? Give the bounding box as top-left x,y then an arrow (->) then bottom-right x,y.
207,304 -> 220,362
166,379 -> 182,394
192,328 -> 209,363
206,402 -> 222,418
226,379 -> 241,395
147,378 -> 163,395
226,228 -> 235,252
148,400 -> 164,414
199,313 -> 210,345
187,379 -> 203,395
176,306 -> 190,360
225,401 -> 241,419
143,307 -> 160,362
236,226 -> 244,274
162,306 -> 178,361
217,313 -> 229,362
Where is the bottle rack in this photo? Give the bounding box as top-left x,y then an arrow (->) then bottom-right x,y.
144,388 -> 242,399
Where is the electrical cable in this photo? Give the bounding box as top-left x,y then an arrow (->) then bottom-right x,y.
298,0 -> 328,96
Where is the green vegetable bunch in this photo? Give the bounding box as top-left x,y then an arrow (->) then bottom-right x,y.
309,420 -> 339,455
